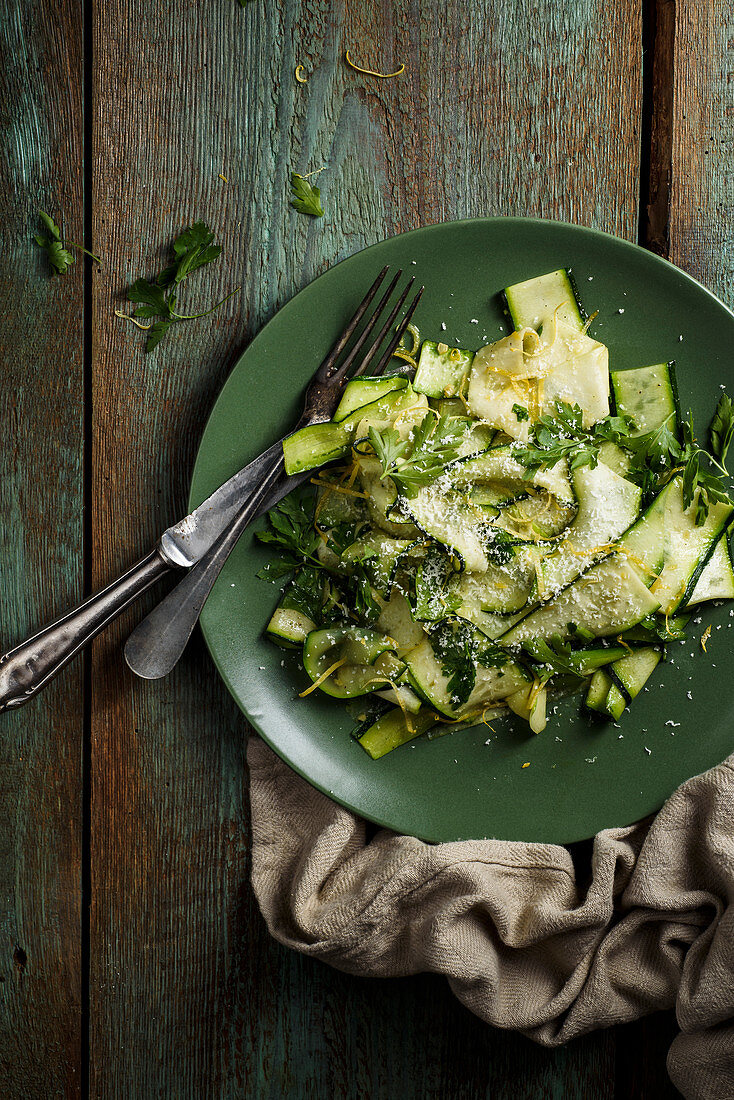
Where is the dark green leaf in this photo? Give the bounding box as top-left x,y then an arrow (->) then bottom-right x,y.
129,278 -> 169,313
682,453 -> 699,511
289,566 -> 325,622
369,412 -> 467,497
512,403 -> 529,422
145,319 -> 174,352
34,210 -> 100,274
173,221 -> 215,255
34,211 -> 75,274
123,222 -> 236,352
428,619 -> 505,706
256,490 -> 321,563
430,620 -> 478,706
710,392 -> 734,466
290,172 -> 325,217
38,210 -> 61,239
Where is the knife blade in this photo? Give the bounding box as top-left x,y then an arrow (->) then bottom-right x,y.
158,439 -> 308,569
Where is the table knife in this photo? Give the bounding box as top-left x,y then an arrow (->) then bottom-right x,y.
0,440 -> 305,712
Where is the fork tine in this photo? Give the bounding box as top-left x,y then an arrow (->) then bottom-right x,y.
326,268 -> 403,384
349,276 -> 416,379
370,286 -> 425,377
315,265 -> 389,383
352,281 -> 424,380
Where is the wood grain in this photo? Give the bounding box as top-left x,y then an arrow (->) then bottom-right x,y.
0,1 -> 84,1096
87,1 -> 646,1096
668,0 -> 734,307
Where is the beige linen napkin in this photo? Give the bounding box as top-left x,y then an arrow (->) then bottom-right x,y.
248,736 -> 734,1099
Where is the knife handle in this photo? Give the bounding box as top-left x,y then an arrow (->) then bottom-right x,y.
0,548 -> 172,712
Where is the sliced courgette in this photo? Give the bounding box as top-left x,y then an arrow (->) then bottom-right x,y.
585,668 -> 613,713
377,591 -> 426,655
686,531 -> 734,605
609,646 -> 662,703
413,341 -> 475,399
610,362 -> 680,436
504,268 -> 585,333
650,480 -> 733,614
302,627 -> 396,698
283,422 -> 350,476
357,708 -> 436,759
332,376 -> 408,423
540,462 -> 641,598
506,682 -> 547,734
450,445 -> 574,506
499,555 -> 661,646
265,607 -> 317,649
404,636 -> 528,719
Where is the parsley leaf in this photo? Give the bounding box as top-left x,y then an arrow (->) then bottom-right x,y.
623,416 -> 683,500
120,222 -> 239,352
256,490 -> 321,567
710,393 -> 734,467
290,172 -> 325,217
512,403 -> 530,422
288,565 -> 326,622
369,412 -> 467,497
344,567 -> 382,625
430,619 -> 507,706
675,400 -> 734,524
522,636 -> 581,682
34,210 -> 100,274
514,401 -> 610,475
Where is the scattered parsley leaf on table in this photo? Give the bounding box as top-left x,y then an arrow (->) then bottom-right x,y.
290,172 -> 325,217
120,221 -> 239,352
34,210 -> 101,275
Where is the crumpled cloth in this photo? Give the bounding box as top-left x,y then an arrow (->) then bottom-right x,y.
248,736 -> 734,1099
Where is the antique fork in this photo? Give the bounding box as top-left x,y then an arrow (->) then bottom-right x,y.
0,266 -> 423,710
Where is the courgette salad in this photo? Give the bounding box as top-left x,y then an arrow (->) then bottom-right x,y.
257,268 -> 734,760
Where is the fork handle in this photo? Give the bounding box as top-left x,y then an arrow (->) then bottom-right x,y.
0,549 -> 172,712
124,454 -> 286,679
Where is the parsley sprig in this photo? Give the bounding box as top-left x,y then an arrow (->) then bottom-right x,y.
368,411 -> 467,497
513,400 -> 628,475
34,210 -> 100,275
256,491 -> 381,626
290,172 -> 325,217
256,491 -> 323,576
680,394 -> 734,523
514,396 -> 734,526
120,222 -> 240,351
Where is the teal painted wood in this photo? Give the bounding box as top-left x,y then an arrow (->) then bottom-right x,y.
0,1 -> 85,1096
79,0 -> 671,1096
669,0 -> 734,308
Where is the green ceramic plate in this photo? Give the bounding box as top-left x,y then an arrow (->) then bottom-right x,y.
190,217 -> 734,844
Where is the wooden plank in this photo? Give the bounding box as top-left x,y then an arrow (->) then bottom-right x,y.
668,0 -> 734,305
617,8 -> 734,1094
90,0 -> 642,1096
0,1 -> 84,1096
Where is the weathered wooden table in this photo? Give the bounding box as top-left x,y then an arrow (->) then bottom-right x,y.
1,0 -> 728,1094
